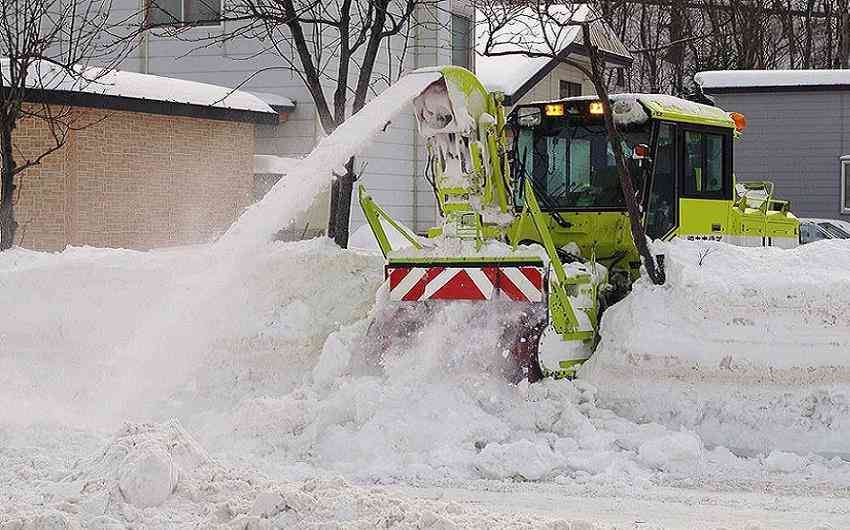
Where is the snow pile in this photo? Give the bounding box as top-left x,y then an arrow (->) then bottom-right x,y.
582,238 -> 850,455
0,239 -> 382,429
7,421 -> 605,529
4,238 -> 850,527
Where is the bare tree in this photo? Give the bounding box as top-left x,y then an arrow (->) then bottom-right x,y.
476,1 -> 666,284
609,0 -> 850,96
0,0 -> 130,250
145,0 -> 438,248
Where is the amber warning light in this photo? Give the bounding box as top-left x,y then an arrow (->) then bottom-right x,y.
588,101 -> 604,115
544,103 -> 565,117
729,112 -> 747,132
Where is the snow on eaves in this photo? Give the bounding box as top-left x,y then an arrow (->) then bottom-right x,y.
1,58 -> 275,115
696,69 -> 850,91
475,5 -> 588,96
246,90 -> 296,110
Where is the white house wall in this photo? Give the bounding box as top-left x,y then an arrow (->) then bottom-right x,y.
108,0 -> 472,235
512,60 -> 596,107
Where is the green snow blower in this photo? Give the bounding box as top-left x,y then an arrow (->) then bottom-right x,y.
359,65 -> 799,381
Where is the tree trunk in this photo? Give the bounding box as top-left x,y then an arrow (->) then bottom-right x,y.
581,24 -> 665,285
839,10 -> 850,68
0,120 -> 18,251
331,157 -> 356,248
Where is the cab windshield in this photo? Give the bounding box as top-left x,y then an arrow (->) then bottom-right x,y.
514,121 -> 650,210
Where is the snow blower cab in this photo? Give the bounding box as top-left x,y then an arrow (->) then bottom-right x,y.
358,67 -> 800,382
508,95 -> 799,254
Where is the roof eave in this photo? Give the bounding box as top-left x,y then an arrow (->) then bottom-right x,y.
701,84 -> 850,95
502,44 -> 633,106
9,86 -> 280,125
269,101 -> 297,113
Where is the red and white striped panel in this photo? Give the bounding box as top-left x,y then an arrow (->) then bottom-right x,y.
387,266 -> 543,302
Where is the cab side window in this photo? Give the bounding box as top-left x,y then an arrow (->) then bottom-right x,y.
646,123 -> 677,239
683,130 -> 729,198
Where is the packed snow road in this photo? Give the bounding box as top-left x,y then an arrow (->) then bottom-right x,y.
2,238 -> 850,529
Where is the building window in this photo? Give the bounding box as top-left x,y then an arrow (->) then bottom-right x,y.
559,80 -> 582,99
842,158 -> 850,213
146,0 -> 221,27
451,14 -> 471,70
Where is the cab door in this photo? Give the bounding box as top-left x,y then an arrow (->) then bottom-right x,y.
676,125 -> 733,240
645,122 -> 678,240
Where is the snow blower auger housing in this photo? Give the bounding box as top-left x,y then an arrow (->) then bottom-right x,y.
358,66 -> 800,381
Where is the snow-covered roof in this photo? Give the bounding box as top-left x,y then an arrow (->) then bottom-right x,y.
246,91 -> 296,111
696,69 -> 850,92
475,5 -> 632,100
1,58 -> 277,122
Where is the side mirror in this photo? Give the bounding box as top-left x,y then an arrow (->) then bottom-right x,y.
632,143 -> 651,160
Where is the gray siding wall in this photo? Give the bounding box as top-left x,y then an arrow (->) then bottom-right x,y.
712,91 -> 850,221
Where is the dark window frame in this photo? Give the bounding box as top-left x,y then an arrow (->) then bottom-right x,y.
451,13 -> 472,70
678,124 -> 733,201
145,0 -> 223,28
643,120 -> 680,239
559,80 -> 582,99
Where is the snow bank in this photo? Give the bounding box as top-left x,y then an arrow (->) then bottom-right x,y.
0,239 -> 382,428
582,239 -> 850,455
4,238 -> 850,527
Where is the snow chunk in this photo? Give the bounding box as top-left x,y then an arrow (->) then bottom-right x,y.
638,431 -> 704,474
474,440 -> 557,480
117,441 -> 178,508
251,491 -> 290,518
765,451 -> 805,473
63,420 -> 213,510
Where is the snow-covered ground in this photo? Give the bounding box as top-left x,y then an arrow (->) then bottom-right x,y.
4,68 -> 850,528
2,237 -> 850,529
